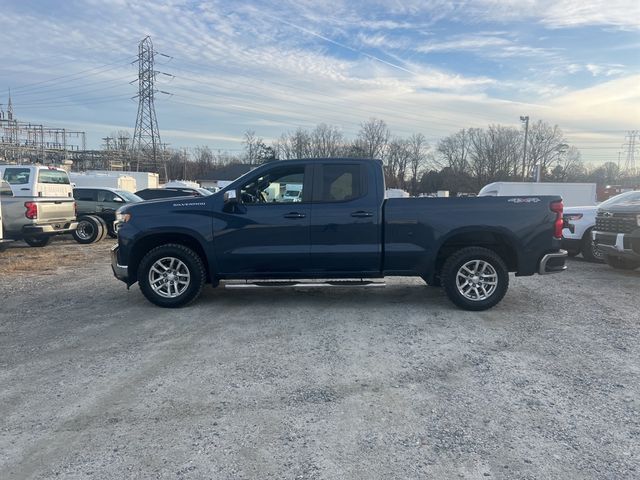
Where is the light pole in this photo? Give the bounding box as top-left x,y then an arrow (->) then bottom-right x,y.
520,116 -> 529,181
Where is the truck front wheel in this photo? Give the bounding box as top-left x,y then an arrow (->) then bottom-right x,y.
138,244 -> 206,308
441,247 -> 509,311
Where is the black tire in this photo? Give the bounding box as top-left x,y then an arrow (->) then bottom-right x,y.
138,243 -> 206,308
93,216 -> 109,242
72,215 -> 104,244
581,229 -> 605,263
441,247 -> 509,311
605,255 -> 640,271
24,236 -> 51,247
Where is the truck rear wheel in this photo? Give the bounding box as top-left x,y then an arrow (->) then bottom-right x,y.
605,255 -> 640,271
72,215 -> 104,244
441,247 -> 509,311
138,244 -> 206,308
24,236 -> 51,248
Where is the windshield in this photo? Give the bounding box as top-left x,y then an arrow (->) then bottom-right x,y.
196,187 -> 213,196
599,191 -> 640,208
284,190 -> 300,197
116,190 -> 143,203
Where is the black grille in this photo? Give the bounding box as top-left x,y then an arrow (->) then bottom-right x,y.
595,213 -> 636,234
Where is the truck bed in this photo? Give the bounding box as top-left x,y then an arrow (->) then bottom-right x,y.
383,196 -> 562,277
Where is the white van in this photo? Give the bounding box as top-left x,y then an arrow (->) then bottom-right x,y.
478,182 -> 597,207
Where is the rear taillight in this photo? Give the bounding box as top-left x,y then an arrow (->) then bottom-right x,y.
73,201 -> 77,217
24,201 -> 38,219
550,200 -> 564,239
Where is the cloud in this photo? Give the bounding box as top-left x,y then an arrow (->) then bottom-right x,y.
0,0 -> 636,168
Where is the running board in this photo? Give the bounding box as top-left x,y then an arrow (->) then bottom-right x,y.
224,280 -> 386,289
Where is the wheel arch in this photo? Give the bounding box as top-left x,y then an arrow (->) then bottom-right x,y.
430,227 -> 521,282
128,232 -> 212,283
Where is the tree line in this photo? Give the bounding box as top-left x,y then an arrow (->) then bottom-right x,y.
90,119 -> 637,194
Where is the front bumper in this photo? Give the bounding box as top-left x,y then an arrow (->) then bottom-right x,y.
592,231 -> 640,260
23,221 -> 78,235
111,244 -> 130,283
538,250 -> 568,275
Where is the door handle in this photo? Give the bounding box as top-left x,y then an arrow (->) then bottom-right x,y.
351,211 -> 373,218
284,212 -> 306,219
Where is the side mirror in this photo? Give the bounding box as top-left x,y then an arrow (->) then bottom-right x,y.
224,190 -> 238,205
113,197 -> 124,203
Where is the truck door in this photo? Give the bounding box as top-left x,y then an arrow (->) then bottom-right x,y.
214,163 -> 313,275
309,163 -> 382,274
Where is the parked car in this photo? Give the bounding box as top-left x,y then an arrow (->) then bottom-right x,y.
72,187 -> 142,243
562,206 -> 603,262
0,180 -> 14,251
135,187 -> 212,200
111,158 -> 567,311
0,165 -> 77,247
592,190 -> 640,270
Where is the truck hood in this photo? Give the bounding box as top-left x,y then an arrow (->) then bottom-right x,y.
564,205 -> 598,214
598,202 -> 640,215
118,196 -> 209,215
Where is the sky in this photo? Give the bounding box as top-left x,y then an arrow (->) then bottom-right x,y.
0,0 -> 639,165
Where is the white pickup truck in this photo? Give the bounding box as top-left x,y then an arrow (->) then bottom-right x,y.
0,165 -> 77,247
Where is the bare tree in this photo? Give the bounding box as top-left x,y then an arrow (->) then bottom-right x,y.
386,138 -> 411,188
550,146 -> 585,182
310,123 -> 344,158
275,128 -> 312,160
357,118 -> 390,160
525,121 -> 566,180
436,129 -> 471,174
243,130 -> 261,166
464,125 -> 521,187
408,133 -> 429,195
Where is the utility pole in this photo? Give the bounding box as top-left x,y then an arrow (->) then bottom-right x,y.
520,115 -> 529,181
131,36 -> 172,179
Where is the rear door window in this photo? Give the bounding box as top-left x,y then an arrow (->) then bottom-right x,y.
319,164 -> 364,202
3,167 -> 31,185
74,189 -> 97,201
38,169 -> 70,185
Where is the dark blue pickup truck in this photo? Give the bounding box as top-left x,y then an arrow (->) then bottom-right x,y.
111,158 -> 567,311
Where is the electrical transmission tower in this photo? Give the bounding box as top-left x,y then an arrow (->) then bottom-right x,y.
622,130 -> 639,176
131,36 -> 172,177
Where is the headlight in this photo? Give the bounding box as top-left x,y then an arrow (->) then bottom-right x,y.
563,213 -> 583,221
116,212 -> 131,223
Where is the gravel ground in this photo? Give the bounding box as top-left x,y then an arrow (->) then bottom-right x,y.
1,238 -> 639,479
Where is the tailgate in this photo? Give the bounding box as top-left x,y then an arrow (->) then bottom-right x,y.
36,198 -> 76,222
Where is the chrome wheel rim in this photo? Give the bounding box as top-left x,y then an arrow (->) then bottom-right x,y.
456,260 -> 498,301
76,220 -> 95,240
148,256 -> 191,298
